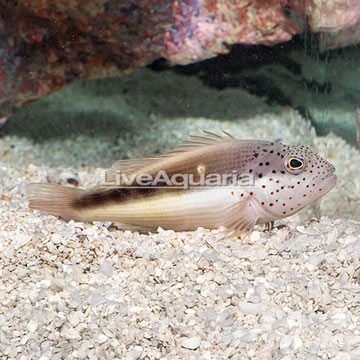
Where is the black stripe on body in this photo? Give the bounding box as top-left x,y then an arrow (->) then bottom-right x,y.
72,187 -> 180,209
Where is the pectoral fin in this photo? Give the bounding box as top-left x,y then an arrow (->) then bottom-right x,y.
222,199 -> 258,239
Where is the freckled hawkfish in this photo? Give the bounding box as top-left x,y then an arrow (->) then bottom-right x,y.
27,131 -> 336,238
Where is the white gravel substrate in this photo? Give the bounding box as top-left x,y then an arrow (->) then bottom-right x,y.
1,110 -> 360,359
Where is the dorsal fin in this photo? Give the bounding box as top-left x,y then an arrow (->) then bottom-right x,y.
102,130 -> 236,185
160,129 -> 234,155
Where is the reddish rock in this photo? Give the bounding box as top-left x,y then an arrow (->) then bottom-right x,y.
303,0 -> 360,50
0,0 -> 300,110
0,0 -> 358,111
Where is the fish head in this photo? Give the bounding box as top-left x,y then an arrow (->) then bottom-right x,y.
245,142 -> 337,223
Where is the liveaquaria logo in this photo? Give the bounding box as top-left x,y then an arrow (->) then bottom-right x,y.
100,170 -> 256,190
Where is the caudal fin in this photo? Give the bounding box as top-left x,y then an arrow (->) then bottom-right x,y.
27,183 -> 84,220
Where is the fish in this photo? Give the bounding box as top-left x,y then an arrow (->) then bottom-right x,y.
27,131 -> 337,238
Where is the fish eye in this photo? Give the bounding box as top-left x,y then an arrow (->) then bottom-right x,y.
284,155 -> 305,174
289,158 -> 303,169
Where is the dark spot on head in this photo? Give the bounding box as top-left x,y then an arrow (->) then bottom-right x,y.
265,162 -> 270,166
259,163 -> 263,166
269,203 -> 274,206
272,170 -> 276,174
250,192 -> 253,196
280,170 -> 285,174
259,173 -> 263,178
262,185 -> 266,188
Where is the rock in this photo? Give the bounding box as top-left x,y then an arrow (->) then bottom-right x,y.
0,0 -> 298,110
2,101 -> 360,360
26,320 -> 38,333
67,311 -> 83,328
181,336 -> 201,350
72,266 -> 87,284
292,335 -> 303,351
97,333 -> 108,344
237,301 -> 263,315
14,234 -> 31,250
279,335 -> 293,355
99,261 -> 113,276
126,346 -> 143,360
60,325 -> 81,341
50,278 -> 66,292
46,169 -> 80,187
329,311 -> 352,329
306,0 -> 360,49
250,231 -> 261,242
2,0 -> 359,111
51,234 -> 64,245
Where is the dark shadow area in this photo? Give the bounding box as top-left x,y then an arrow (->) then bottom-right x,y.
1,36 -> 306,141
2,33 -> 360,144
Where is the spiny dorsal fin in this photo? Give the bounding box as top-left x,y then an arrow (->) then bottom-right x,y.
103,130 -> 236,185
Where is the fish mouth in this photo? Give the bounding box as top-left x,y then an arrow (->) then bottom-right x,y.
317,173 -> 337,195
324,171 -> 336,180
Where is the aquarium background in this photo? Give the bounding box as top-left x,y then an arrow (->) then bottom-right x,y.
3,37 -> 360,156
